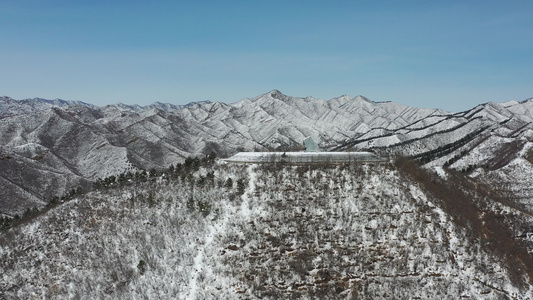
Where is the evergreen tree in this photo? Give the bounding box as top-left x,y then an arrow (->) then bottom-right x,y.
224,178 -> 233,189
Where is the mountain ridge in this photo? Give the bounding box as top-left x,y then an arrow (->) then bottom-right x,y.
1,91 -> 533,217
2,91 -> 533,298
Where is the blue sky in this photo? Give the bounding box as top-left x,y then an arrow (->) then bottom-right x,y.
1,1 -> 532,111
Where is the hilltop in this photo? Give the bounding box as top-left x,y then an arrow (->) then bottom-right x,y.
2,160 -> 532,299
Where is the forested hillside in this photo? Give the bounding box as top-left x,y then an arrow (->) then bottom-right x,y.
2,159 -> 531,299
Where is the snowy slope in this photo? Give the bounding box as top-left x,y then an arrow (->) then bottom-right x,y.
1,162 -> 531,299
1,91 -> 533,217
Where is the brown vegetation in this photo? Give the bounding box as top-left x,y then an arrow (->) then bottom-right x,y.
396,156 -> 533,287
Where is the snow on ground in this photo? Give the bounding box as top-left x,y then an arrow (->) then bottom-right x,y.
433,166 -> 447,179
1,162 -> 531,299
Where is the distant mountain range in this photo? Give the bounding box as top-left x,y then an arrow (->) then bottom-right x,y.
1,90 -> 533,216
3,91 -> 533,298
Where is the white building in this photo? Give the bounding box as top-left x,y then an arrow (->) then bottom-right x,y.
223,151 -> 386,164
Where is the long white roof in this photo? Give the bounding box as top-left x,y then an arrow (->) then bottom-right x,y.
223,151 -> 386,164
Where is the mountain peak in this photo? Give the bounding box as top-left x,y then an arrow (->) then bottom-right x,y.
354,95 -> 373,103
267,89 -> 287,100
249,90 -> 291,103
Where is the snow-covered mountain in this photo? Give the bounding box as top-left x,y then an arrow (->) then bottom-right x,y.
2,162 -> 533,299
0,96 -> 96,118
0,90 -> 532,217
2,90 -> 533,298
